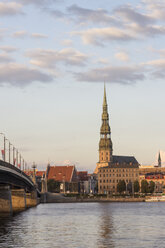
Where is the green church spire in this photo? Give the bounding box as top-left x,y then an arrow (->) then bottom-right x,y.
158,151 -> 161,167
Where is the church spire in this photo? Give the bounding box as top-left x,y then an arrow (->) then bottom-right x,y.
158,151 -> 161,167
99,84 -> 113,163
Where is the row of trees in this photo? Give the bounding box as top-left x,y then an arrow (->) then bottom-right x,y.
47,178 -> 156,194
117,179 -> 155,194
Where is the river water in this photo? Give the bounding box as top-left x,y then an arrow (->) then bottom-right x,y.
0,202 -> 164,248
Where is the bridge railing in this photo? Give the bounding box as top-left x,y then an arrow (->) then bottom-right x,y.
0,160 -> 34,185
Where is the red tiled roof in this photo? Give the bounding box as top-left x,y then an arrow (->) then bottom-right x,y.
24,170 -> 45,177
36,171 -> 45,177
47,165 -> 75,182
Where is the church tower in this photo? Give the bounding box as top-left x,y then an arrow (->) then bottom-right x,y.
94,85 -> 113,173
158,151 -> 161,167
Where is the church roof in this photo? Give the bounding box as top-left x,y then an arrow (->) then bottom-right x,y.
112,155 -> 138,164
47,165 -> 76,182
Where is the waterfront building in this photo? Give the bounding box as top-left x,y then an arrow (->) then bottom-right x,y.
77,172 -> 98,194
95,85 -> 139,194
139,172 -> 165,193
46,165 -> 78,193
77,171 -> 88,194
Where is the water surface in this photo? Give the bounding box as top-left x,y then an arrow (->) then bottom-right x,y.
0,202 -> 164,248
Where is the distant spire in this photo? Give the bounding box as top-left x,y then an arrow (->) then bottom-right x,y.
158,151 -> 161,167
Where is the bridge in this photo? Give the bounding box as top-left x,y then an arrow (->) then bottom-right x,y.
0,159 -> 39,214
0,160 -> 35,191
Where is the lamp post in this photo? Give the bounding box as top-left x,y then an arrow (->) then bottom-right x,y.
19,154 -> 21,170
16,150 -> 18,167
0,133 -> 6,162
6,139 -> 11,164
13,146 -> 15,166
23,159 -> 25,171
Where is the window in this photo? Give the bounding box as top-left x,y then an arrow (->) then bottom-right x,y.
100,180 -> 102,183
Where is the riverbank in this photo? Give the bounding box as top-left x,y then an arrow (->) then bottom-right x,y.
40,192 -> 145,203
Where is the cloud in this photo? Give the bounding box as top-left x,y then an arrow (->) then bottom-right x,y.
19,0 -> 60,6
144,59 -> 165,78
0,53 -> 14,63
67,4 -> 117,25
61,39 -> 73,46
97,58 -> 109,65
115,52 -> 129,61
0,46 -> 18,53
74,65 -> 145,84
49,9 -> 65,19
0,2 -> 23,16
115,5 -> 155,26
0,63 -> 53,87
26,48 -> 88,69
143,0 -> 165,21
13,30 -> 27,38
69,3 -> 165,46
31,33 -> 48,39
72,27 -> 136,46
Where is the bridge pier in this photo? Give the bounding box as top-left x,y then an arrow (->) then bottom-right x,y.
26,191 -> 38,208
11,189 -> 26,212
0,186 -> 12,214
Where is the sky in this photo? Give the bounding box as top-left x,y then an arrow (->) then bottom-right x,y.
0,0 -> 165,171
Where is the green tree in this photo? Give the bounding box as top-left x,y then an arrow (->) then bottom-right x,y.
47,179 -> 60,192
134,180 -> 140,193
141,180 -> 149,193
149,181 -> 155,194
117,180 -> 126,194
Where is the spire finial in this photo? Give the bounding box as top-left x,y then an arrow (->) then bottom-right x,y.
103,83 -> 107,106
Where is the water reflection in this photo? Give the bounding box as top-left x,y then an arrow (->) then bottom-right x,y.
97,203 -> 114,248
0,203 -> 165,248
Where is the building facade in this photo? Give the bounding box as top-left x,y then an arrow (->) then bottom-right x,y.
96,85 -> 139,194
47,165 -> 78,193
